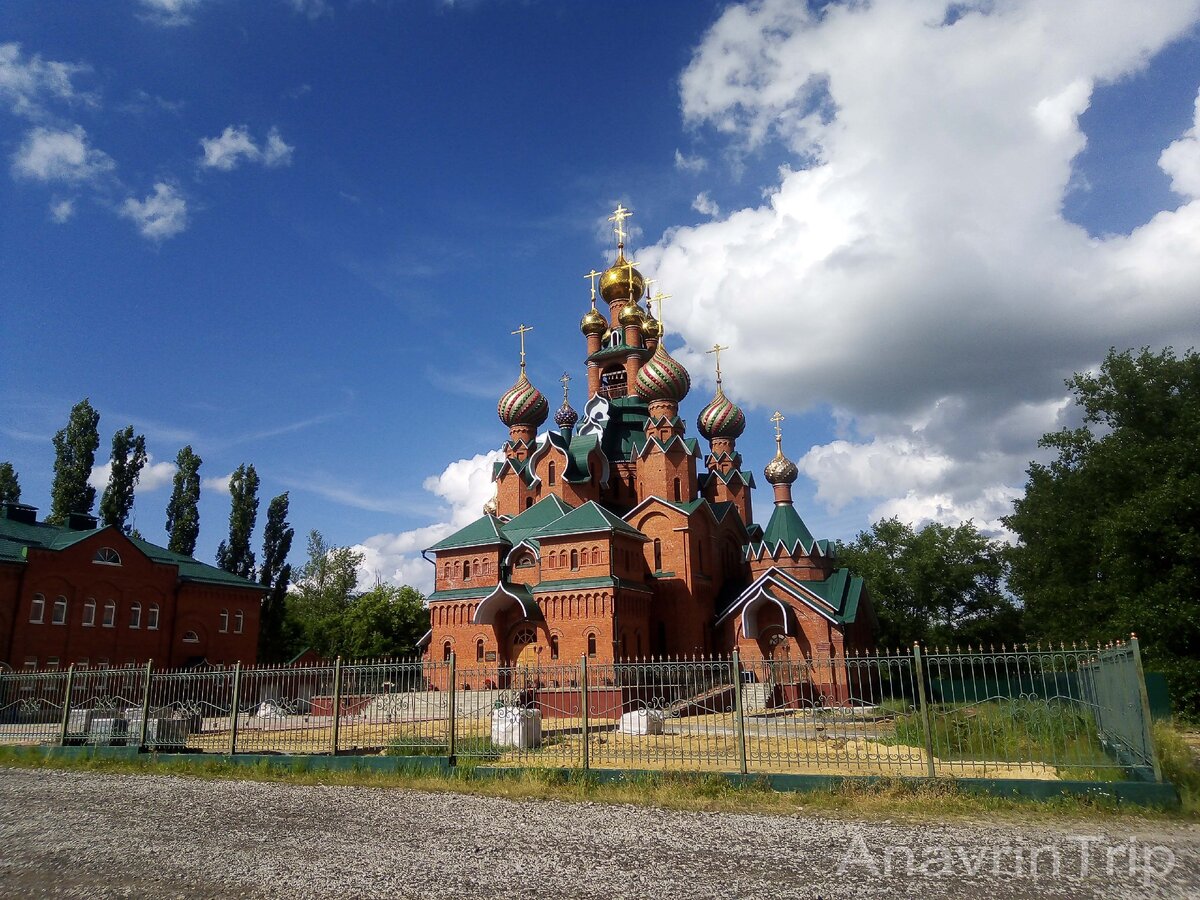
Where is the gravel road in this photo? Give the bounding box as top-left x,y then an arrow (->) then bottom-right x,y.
1,767 -> 1197,899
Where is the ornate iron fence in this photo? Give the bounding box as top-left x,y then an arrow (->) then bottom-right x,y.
0,638 -> 1162,783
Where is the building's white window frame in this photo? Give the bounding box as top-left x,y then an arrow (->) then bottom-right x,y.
82,598 -> 96,627
102,600 -> 116,628
51,596 -> 67,625
29,593 -> 45,624
234,610 -> 244,634
147,604 -> 160,630
93,547 -> 122,566
182,631 -> 199,644
129,602 -> 141,629
219,609 -> 229,633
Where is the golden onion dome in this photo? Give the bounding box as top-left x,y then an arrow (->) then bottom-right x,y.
642,315 -> 663,341
599,252 -> 646,304
764,447 -> 799,485
617,301 -> 645,328
580,307 -> 607,336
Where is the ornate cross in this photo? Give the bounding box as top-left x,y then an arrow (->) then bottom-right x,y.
649,291 -> 671,327
560,371 -> 571,402
706,343 -> 730,385
609,204 -> 632,246
583,269 -> 601,303
771,410 -> 785,447
511,323 -> 533,371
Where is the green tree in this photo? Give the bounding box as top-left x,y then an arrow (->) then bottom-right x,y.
165,445 -> 202,556
48,398 -> 100,524
837,517 -> 1018,649
0,462 -> 20,504
216,463 -> 259,579
99,426 -> 147,533
258,492 -> 295,661
282,530 -> 364,657
340,583 -> 429,658
1005,347 -> 1200,715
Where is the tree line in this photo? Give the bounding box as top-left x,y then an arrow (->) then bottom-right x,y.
837,347 -> 1199,716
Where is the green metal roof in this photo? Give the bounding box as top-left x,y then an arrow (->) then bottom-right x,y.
531,575 -> 652,594
425,515 -> 510,552
426,585 -> 496,603
586,344 -> 650,365
529,501 -> 647,541
0,514 -> 262,591
747,502 -> 816,557
499,495 -> 575,546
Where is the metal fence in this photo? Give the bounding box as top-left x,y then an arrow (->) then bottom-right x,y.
0,638 -> 1162,783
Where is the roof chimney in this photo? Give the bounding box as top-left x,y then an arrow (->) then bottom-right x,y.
66,512 -> 98,531
2,502 -> 38,524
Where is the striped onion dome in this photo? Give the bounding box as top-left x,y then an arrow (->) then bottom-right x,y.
697,385 -> 746,440
554,400 -> 579,428
497,371 -> 549,428
634,343 -> 691,403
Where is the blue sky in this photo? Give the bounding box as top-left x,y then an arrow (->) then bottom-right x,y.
3,0 -> 1200,591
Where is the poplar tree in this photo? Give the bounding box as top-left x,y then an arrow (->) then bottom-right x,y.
48,398 -> 100,524
165,445 -> 202,556
99,426 -> 148,533
258,492 -> 295,659
0,462 -> 20,504
216,463 -> 259,579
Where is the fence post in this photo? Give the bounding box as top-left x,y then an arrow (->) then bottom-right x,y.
732,649 -> 748,776
227,662 -> 242,757
330,656 -> 343,756
138,660 -> 153,751
912,643 -> 936,778
447,652 -> 457,764
1129,634 -> 1163,783
57,664 -> 76,747
580,654 -> 589,772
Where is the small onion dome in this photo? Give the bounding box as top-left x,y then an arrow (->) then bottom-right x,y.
497,371 -> 549,428
554,400 -> 579,429
580,307 -> 607,336
618,300 -> 645,328
634,343 -> 691,403
764,447 -> 799,485
482,494 -> 498,516
642,314 -> 663,341
599,252 -> 646,304
697,386 -> 746,440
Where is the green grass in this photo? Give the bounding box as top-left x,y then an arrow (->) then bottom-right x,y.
1154,719 -> 1199,816
0,743 -> 1191,823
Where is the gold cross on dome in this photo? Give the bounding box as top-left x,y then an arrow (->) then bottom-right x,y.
511,323 -> 533,370
706,343 -> 730,384
560,371 -> 571,401
770,410 -> 785,447
649,291 -> 671,327
583,269 -> 601,304
609,204 -> 632,246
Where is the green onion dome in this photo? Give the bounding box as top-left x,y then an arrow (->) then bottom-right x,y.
634,343 -> 691,403
697,386 -> 746,440
498,371 -> 549,428
580,307 -> 607,336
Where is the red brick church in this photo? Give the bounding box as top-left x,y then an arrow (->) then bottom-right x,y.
422,206 -> 875,671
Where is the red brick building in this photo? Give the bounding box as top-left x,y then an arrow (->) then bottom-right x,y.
421,209 -> 875,676
0,503 -> 264,670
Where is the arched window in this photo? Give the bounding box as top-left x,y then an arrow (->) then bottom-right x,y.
93,547 -> 122,565
52,596 -> 67,625
550,635 -> 560,660
673,477 -> 682,502
182,630 -> 199,643
548,461 -> 556,486
653,538 -> 663,572
592,546 -> 601,565
219,609 -> 229,633
587,633 -> 597,658
29,593 -> 45,624
443,641 -> 452,662
234,610 -> 244,634
129,602 -> 141,629
516,553 -> 535,568
443,562 -> 451,581
463,559 -> 471,579
102,601 -> 115,628
476,638 -> 485,662
525,496 -> 534,509
570,548 -> 579,570
82,598 -> 96,627
147,604 -> 160,630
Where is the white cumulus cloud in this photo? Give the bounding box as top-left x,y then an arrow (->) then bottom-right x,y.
11,126 -> 114,183
199,125 -> 294,171
120,182 -> 188,241
692,191 -> 721,218
641,0 -> 1200,536
49,198 -> 75,223
88,456 -> 177,493
0,43 -> 91,119
202,472 -> 234,495
674,149 -> 708,173
138,0 -> 203,27
353,450 -> 504,593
